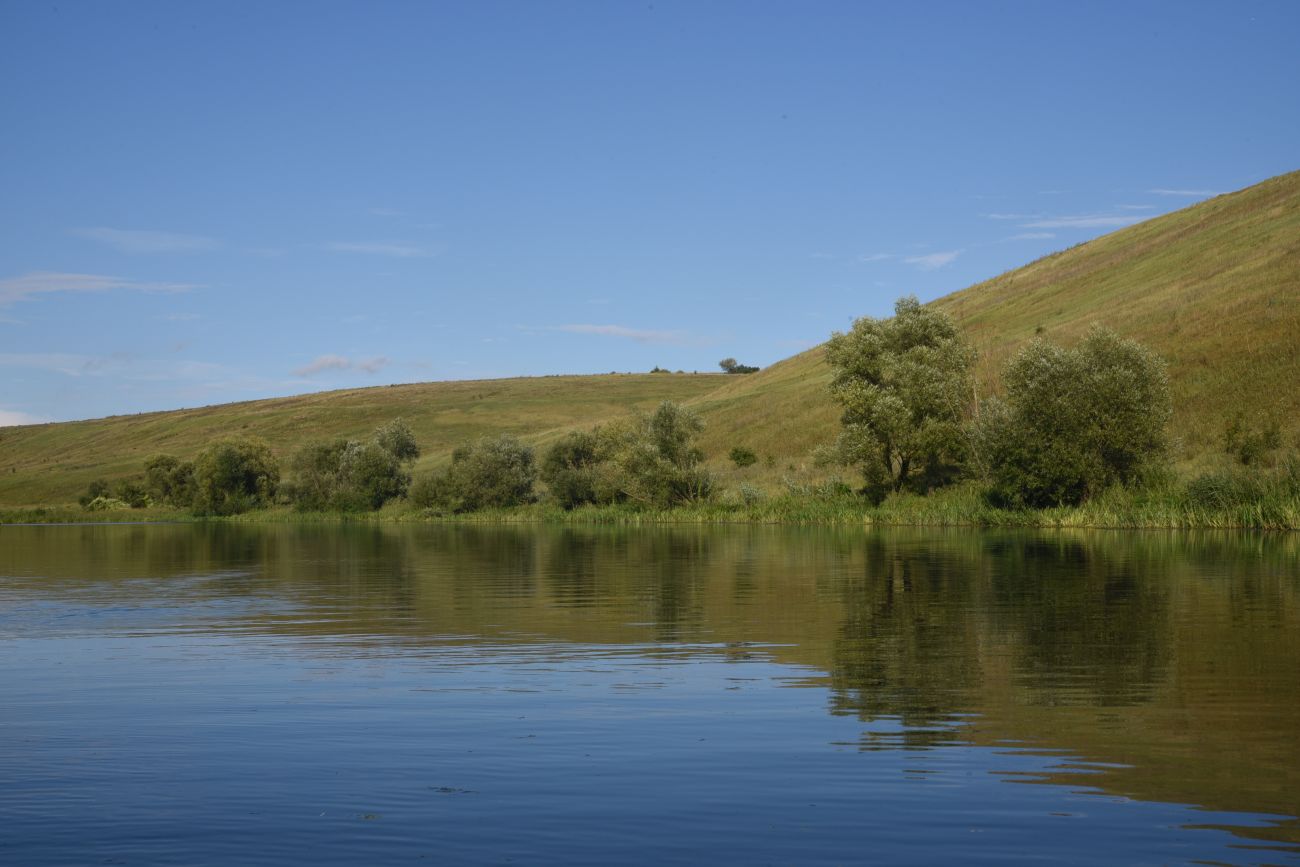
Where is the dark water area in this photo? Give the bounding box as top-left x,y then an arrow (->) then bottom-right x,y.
1,524 -> 1298,865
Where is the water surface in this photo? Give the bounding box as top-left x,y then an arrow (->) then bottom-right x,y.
2,523 -> 1298,865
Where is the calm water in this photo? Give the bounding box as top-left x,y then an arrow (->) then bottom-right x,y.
1,524 -> 1298,865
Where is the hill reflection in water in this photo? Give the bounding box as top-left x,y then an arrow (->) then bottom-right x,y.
2,523 -> 1297,864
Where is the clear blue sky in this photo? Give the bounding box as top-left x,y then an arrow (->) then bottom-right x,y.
2,0 -> 1297,424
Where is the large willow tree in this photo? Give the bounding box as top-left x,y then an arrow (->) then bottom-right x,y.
825,296 -> 975,496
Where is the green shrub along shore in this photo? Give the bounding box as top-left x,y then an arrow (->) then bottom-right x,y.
9,300 -> 1299,531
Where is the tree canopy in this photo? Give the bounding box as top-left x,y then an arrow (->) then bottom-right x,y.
824,296 -> 975,495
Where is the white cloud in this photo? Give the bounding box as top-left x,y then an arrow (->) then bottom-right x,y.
1020,214 -> 1144,229
1148,188 -> 1222,197
0,408 -> 49,427
1117,204 -> 1156,210
858,253 -> 893,262
71,227 -> 219,253
982,212 -> 1039,220
1005,232 -> 1055,241
292,354 -> 389,377
544,324 -> 687,344
325,241 -> 439,258
0,271 -> 196,307
903,250 -> 960,270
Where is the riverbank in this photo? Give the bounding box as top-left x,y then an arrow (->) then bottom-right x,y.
5,480 -> 1298,530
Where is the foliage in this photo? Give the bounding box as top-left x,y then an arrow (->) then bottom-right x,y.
719,358 -> 759,374
286,419 -> 420,511
592,401 -> 713,508
113,480 -> 151,509
977,327 -> 1172,508
373,418 -> 420,462
540,431 -> 602,509
82,495 -> 130,512
728,446 -> 757,468
191,437 -> 280,516
824,296 -> 975,496
143,454 -> 194,506
78,479 -> 111,508
412,435 -> 537,513
1223,411 -> 1282,466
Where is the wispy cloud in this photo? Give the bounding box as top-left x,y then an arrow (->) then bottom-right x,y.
325,240 -> 439,258
0,351 -> 224,381
293,354 -> 390,377
0,408 -> 49,427
71,227 -> 219,253
982,212 -> 1040,220
1148,188 -> 1222,197
858,253 -> 893,262
903,250 -> 960,270
0,271 -> 197,308
367,207 -> 405,217
1117,204 -> 1156,210
155,312 -> 202,322
1005,232 -> 1055,241
1020,214 -> 1144,229
540,324 -> 688,344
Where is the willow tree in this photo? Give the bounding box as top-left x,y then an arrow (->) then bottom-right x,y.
825,296 -> 975,496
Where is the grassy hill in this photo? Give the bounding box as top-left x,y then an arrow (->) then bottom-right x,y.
694,168 -> 1300,478
0,374 -> 723,508
1,169 -> 1297,507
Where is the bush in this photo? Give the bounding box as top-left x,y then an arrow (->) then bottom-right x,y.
825,296 -> 975,494
719,358 -> 759,374
978,327 -> 1171,508
113,480 -> 151,509
191,437 -> 280,515
729,446 -> 758,468
540,431 -> 601,509
285,419 -> 420,511
1223,412 -> 1282,466
594,402 -> 714,508
78,479 -> 111,508
143,454 -> 195,506
413,435 -> 536,513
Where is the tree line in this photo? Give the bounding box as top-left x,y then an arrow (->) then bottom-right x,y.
80,295 -> 1294,518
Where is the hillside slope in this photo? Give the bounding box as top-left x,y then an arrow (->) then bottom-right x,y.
691,169 -> 1300,476
0,374 -> 723,507
2,170 -> 1297,507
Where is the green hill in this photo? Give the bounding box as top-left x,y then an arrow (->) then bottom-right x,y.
693,169 -> 1300,477
0,374 -> 724,508
1,169 -> 1297,508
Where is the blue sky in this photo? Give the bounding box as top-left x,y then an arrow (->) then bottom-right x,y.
2,1 -> 1298,424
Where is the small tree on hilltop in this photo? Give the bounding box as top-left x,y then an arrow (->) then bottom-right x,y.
975,326 -> 1171,507
824,296 -> 975,497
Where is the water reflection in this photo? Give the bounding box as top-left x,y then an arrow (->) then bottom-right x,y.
1,523 -> 1298,862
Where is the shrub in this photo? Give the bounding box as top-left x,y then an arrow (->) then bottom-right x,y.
113,480 -> 151,508
719,358 -> 759,374
540,431 -> 601,509
729,446 -> 757,468
978,327 -> 1171,508
143,454 -> 195,506
78,479 -> 111,507
414,435 -> 536,513
285,419 -> 420,511
1223,412 -> 1282,466
594,402 -> 714,508
191,437 -> 280,515
825,296 -> 975,494
373,418 -> 420,462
